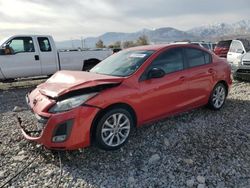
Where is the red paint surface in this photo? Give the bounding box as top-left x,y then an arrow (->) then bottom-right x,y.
24,44 -> 232,150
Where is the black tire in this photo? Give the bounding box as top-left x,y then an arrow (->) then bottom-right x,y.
208,83 -> 227,110
82,59 -> 100,71
95,108 -> 133,150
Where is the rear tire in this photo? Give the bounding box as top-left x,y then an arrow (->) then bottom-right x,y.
95,108 -> 133,150
208,83 -> 227,110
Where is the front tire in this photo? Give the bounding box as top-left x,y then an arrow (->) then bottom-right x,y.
95,108 -> 133,150
208,83 -> 227,110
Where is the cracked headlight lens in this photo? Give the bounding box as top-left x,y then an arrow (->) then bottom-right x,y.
49,93 -> 98,113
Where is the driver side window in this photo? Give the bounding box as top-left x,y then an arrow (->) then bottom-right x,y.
7,37 -> 35,54
150,48 -> 184,74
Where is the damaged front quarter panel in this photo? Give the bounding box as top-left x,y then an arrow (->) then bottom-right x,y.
56,82 -> 121,101
37,70 -> 125,99
46,83 -> 121,113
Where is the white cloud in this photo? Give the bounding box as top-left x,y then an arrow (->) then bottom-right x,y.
0,0 -> 249,41
0,0 -> 48,16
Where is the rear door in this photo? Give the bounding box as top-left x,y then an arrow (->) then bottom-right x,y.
184,47 -> 214,107
227,40 -> 245,63
138,47 -> 189,122
37,37 -> 58,75
0,37 -> 41,79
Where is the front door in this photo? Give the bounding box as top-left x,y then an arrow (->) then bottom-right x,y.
0,37 -> 41,79
138,47 -> 189,122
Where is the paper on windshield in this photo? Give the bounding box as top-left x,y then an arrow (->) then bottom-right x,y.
129,53 -> 147,58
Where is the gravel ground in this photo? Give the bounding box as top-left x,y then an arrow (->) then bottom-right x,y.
0,80 -> 250,188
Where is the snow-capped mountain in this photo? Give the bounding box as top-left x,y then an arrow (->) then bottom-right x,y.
188,20 -> 250,38
56,27 -> 197,49
56,20 -> 250,49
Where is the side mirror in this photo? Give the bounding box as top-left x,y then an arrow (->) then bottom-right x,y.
148,68 -> 165,79
236,49 -> 244,54
2,45 -> 13,55
0,48 -> 5,55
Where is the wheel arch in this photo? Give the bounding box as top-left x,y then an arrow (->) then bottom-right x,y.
90,102 -> 137,143
82,58 -> 101,71
84,58 -> 101,63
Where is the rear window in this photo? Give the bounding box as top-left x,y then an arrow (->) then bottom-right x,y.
38,37 -> 52,52
185,48 -> 211,68
216,40 -> 232,48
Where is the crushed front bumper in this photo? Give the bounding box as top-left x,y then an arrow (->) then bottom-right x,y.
17,106 -> 100,150
16,115 -> 45,140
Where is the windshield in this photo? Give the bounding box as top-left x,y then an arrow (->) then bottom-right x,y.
90,50 -> 155,77
0,37 -> 9,47
216,40 -> 232,48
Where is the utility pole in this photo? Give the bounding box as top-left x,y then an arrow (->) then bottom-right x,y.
81,37 -> 84,49
71,38 -> 74,49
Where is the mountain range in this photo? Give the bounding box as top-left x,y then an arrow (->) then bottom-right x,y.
56,20 -> 250,49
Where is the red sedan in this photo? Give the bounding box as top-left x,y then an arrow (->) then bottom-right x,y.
22,44 -> 232,150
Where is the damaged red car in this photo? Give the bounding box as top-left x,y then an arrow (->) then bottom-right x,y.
21,44 -> 232,150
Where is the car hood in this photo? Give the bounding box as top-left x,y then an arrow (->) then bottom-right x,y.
37,70 -> 124,98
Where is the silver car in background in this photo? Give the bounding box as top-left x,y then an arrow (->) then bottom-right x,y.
228,39 -> 250,80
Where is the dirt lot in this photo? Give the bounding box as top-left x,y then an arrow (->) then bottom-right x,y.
0,79 -> 250,188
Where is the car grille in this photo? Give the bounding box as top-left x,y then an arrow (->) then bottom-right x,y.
237,69 -> 250,74
242,61 -> 250,66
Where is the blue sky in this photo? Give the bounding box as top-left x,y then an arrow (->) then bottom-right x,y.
0,0 -> 249,41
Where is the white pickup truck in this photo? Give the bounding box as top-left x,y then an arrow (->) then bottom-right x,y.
0,35 -> 113,81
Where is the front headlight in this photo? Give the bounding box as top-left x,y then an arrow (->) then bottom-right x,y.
236,55 -> 243,65
232,59 -> 241,66
49,93 -> 98,113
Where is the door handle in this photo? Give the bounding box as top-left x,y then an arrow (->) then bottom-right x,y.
208,68 -> 214,74
34,55 -> 39,61
179,76 -> 185,81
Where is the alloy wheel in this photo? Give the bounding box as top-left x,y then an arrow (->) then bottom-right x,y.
212,85 -> 226,109
101,113 -> 130,147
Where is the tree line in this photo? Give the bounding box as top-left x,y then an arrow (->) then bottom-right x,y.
95,35 -> 149,49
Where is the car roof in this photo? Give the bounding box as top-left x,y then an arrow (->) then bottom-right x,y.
127,43 -> 204,51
